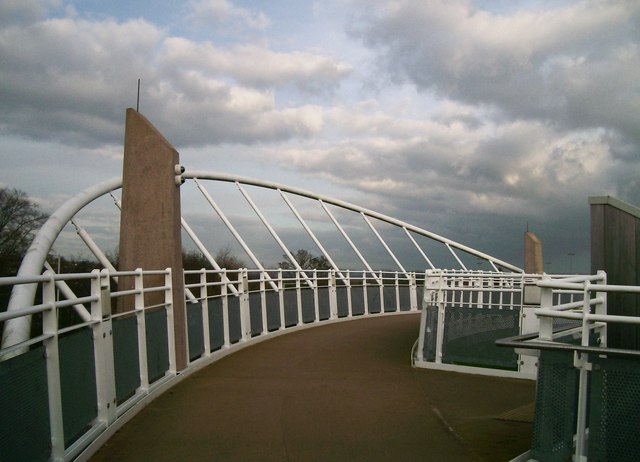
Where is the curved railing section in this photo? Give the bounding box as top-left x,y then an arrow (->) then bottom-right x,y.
0,266 -> 421,461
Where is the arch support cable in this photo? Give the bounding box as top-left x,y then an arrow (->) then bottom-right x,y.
360,213 -> 409,280
402,227 -> 435,270
194,179 -> 278,292
236,183 -> 314,289
319,201 -> 381,285
278,190 -> 346,284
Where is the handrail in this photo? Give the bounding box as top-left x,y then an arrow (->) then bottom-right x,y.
0,266 -> 421,462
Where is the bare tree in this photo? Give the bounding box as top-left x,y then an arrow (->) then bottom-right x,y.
0,188 -> 48,276
278,249 -> 331,271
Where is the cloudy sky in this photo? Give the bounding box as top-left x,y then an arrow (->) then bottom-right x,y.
1,0 -> 639,273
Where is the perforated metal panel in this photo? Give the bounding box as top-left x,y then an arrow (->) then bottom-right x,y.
589,356 -> 640,462
530,350 -> 578,462
0,346 -> 50,462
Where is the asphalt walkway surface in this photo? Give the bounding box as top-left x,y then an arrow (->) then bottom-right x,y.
90,313 -> 534,461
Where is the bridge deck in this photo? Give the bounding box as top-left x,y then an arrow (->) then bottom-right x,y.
89,314 -> 534,462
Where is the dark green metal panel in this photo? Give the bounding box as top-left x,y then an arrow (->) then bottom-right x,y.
227,296 -> 242,342
265,291 -> 280,331
336,286 -> 349,317
0,346 -> 50,462
317,287 -> 330,320
283,290 -> 298,326
300,288 -> 315,323
350,286 -> 364,315
186,302 -> 204,360
366,285 -> 381,314
113,315 -> 140,404
208,297 -> 224,351
59,327 -> 97,447
145,308 -> 169,382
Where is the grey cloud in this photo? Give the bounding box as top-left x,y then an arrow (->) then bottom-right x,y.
351,1 -> 640,137
0,12 -> 343,148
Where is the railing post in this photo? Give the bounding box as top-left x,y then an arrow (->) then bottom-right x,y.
278,269 -> 285,329
409,272 -> 418,311
595,270 -> 607,347
135,268 -> 149,390
538,274 -> 554,341
378,271 -> 384,313
221,270 -> 230,347
574,280 -> 594,461
346,270 -> 352,317
165,268 -> 177,374
395,272 -> 400,312
92,269 -> 116,428
295,270 -> 303,325
434,272 -> 446,364
200,269 -> 211,356
329,270 -> 338,320
313,269 -> 319,322
363,272 -> 369,315
240,269 -> 251,341
260,270 -> 268,334
43,271 -> 65,461
417,270 -> 439,362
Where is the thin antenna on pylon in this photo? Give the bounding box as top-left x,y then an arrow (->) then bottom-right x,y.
136,79 -> 141,112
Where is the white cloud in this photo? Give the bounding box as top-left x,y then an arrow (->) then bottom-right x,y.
159,37 -> 351,90
0,9 -> 348,147
188,0 -> 271,31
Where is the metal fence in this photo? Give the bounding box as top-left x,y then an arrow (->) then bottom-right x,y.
498,272 -> 640,462
0,267 -> 421,462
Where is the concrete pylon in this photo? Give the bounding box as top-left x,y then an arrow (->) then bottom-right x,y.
118,108 -> 187,371
524,231 -> 543,274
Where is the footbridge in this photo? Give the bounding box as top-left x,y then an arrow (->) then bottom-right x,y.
2,111 -> 639,462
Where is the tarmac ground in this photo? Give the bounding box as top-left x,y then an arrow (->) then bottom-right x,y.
90,313 -> 535,462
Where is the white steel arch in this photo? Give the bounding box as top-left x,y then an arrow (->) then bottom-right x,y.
2,170 -> 522,349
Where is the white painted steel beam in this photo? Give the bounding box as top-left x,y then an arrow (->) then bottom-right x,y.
2,177 -> 122,350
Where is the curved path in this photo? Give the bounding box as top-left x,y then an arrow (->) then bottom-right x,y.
90,314 -> 534,461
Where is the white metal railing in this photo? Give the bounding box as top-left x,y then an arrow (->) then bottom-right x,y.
0,267 -> 420,462
413,269 -> 591,379
414,270 -> 538,378
497,272 -> 640,462
2,171 -> 522,352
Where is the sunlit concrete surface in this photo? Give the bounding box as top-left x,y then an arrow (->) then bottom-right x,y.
90,314 -> 534,462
